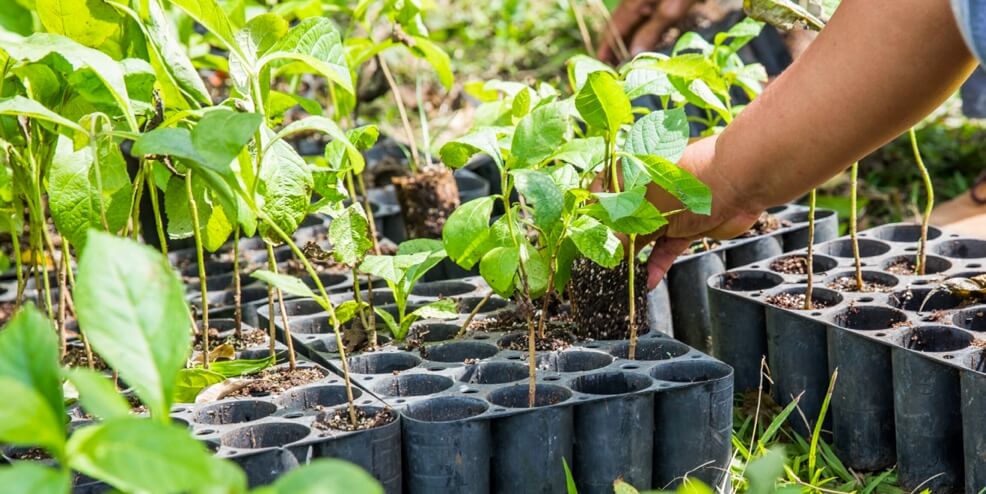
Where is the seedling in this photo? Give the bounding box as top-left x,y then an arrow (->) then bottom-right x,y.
909,128 -> 934,275
804,189 -> 817,310
849,162 -> 864,289
359,239 -> 458,341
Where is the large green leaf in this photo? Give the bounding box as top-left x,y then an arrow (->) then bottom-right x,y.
625,108 -> 689,163
549,137 -> 605,171
0,34 -> 135,128
173,368 -> 225,404
0,306 -> 65,456
633,154 -> 712,215
397,239 -> 447,287
192,109 -> 262,176
480,246 -> 519,297
271,116 -> 361,172
142,0 -> 212,107
252,459 -> 383,494
0,96 -> 85,134
329,205 -> 372,267
511,169 -> 563,228
574,71 -> 632,134
75,232 -> 191,419
258,127 -> 314,240
439,127 -> 502,168
205,355 -> 275,378
48,135 -> 133,250
251,270 -> 317,300
164,174 -> 234,252
36,0 -> 124,51
566,54 -> 616,92
568,216 -> 623,268
260,18 -> 353,95
510,102 -> 568,168
67,418 -> 246,494
64,368 -> 131,421
0,462 -> 71,494
408,35 -> 453,90
0,0 -> 32,36
594,188 -> 646,221
584,200 -> 668,235
648,53 -> 728,95
623,67 -> 674,100
166,0 -> 237,49
442,196 -> 495,269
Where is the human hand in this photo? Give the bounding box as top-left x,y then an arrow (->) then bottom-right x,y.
597,0 -> 698,65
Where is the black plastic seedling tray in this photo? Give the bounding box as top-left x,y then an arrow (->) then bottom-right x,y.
708,222 -> 986,494
652,204 -> 838,351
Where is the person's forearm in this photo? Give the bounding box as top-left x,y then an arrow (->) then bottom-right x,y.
706,0 -> 976,213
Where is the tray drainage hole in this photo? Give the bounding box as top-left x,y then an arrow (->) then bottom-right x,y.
493,408 -> 506,413
363,376 -> 373,381
195,429 -> 217,436
944,355 -> 955,360
903,326 -> 972,352
913,280 -> 929,286
276,385 -> 361,410
458,361 -> 528,384
473,334 -> 490,340
193,400 -> 277,425
171,407 -> 189,414
859,297 -> 874,303
621,364 -> 641,370
834,306 -> 907,331
372,374 -> 454,397
876,333 -> 886,337
715,270 -> 784,292
970,263 -> 983,269
650,360 -> 732,384
890,288 -> 964,312
544,376 -> 561,382
348,352 -> 422,374
489,384 -> 572,408
462,388 -> 479,394
283,412 -> 303,419
506,355 -> 521,360
395,399 -> 406,404
534,350 -> 614,372
690,354 -> 702,359
421,341 -> 498,363
750,265 -> 760,269
811,312 -> 822,317
584,343 -> 601,348
611,339 -> 689,360
428,366 -> 444,372
404,396 -> 488,422
905,247 -> 917,252
570,372 -> 652,395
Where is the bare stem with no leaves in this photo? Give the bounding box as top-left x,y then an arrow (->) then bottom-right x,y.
849,162 -> 863,289
909,128 -> 934,275
186,171 -> 209,369
804,189 -> 817,311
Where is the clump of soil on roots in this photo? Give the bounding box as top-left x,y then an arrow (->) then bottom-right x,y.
392,165 -> 460,239
227,367 -> 326,397
568,258 -> 648,341
765,292 -> 833,310
315,407 -> 395,432
741,213 -> 791,237
499,326 -> 576,352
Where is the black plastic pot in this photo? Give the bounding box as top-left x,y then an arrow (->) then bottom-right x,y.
454,168 -> 490,203
651,359 -> 733,489
961,354 -> 986,494
668,250 -> 726,352
780,209 -> 838,249
402,396 -> 492,494
314,406 -> 403,494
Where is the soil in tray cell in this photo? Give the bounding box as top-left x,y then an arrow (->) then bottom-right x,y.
227,367 -> 327,398
765,292 -> 835,310
315,407 -> 396,432
826,276 -> 895,293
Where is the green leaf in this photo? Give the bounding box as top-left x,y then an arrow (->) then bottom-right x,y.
411,299 -> 458,320
625,108 -> 689,163
324,125 -> 377,174
480,246 -> 519,297
585,200 -> 668,235
633,154 -> 711,215
408,35 -> 453,90
0,462 -> 71,494
192,109 -> 263,175
48,135 -> 133,250
65,368 -> 130,421
0,305 -> 65,456
623,67 -> 673,100
511,169 -> 563,228
204,355 -> 275,378
522,246 -> 551,299
67,418 -> 245,494
272,116 -> 361,172
75,231 -> 191,419
143,0 -> 212,107
132,127 -> 203,163
510,102 -> 568,168
566,54 -> 616,91
164,174 -> 234,252
676,77 -> 729,120
549,137 -> 605,171
0,0 -> 32,36
261,18 -> 353,95
442,196 -> 495,269
397,239 -> 447,287
252,459 -> 384,494
554,238 -> 578,292
563,458 -> 579,494
36,0 -> 124,51
0,34 -> 136,128
649,53 -> 728,95
173,368 -> 225,403
252,270 -> 318,300
336,300 -> 368,326
440,127 -> 503,169
568,216 -> 624,268
575,71 -> 632,134
258,127 -> 314,240
0,96 -> 85,134
373,306 -> 400,339
166,0 -> 237,48
746,447 -> 788,494
329,205 -> 372,267
594,188 -> 646,221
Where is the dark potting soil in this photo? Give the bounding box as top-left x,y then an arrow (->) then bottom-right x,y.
8,447 -> 51,461
765,292 -> 834,310
226,367 -> 327,397
315,407 -> 396,432
500,326 -> 576,352
392,165 -> 460,239
228,329 -> 269,349
568,257 -> 648,341
62,345 -> 108,371
925,310 -> 952,323
886,258 -> 918,275
740,213 -> 791,238
826,276 -> 894,293
689,238 -> 721,253
0,301 -> 16,325
193,328 -> 223,351
770,255 -> 811,274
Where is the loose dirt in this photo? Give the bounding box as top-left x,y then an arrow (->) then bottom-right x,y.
568,258 -> 648,340
770,256 -> 811,274
226,367 -> 326,397
765,292 -> 833,310
315,407 -> 396,432
741,213 -> 791,238
826,276 -> 894,293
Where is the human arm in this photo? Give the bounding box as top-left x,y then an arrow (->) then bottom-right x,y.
597,0 -> 698,64
643,0 -> 978,287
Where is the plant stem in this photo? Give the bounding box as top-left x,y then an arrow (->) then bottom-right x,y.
377,55 -> 420,172
267,282 -> 277,361
129,169 -> 145,240
57,239 -> 69,359
355,174 -> 381,255
145,161 -> 168,255
233,228 -> 242,338
849,162 -> 863,289
344,173 -> 372,334
628,234 -> 638,360
266,243 -> 296,370
804,189 -> 817,311
11,214 -> 23,305
259,212 -> 359,426
457,291 -> 491,338
415,69 -> 432,166
537,268 -> 556,340
568,0 -> 595,54
909,128 -> 933,275
502,181 -> 538,408
185,171 -> 209,369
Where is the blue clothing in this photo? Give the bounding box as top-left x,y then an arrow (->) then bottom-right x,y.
953,0 -> 986,65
